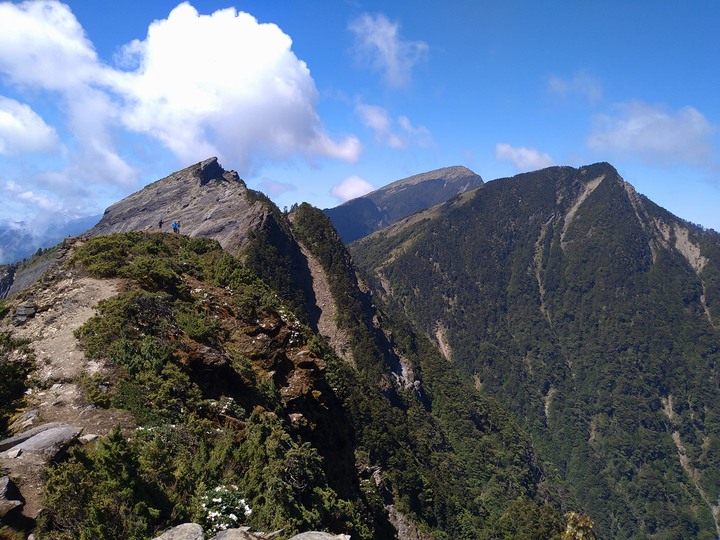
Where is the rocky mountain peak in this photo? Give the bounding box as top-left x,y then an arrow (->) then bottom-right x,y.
86,157 -> 265,255
195,156 -> 229,185
324,164 -> 484,243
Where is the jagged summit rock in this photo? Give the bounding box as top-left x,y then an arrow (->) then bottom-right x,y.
87,157 -> 265,254
324,165 -> 484,243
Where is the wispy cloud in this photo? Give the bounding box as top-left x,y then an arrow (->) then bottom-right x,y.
397,115 -> 432,146
259,178 -> 296,197
547,71 -> 603,103
587,101 -> 716,166
356,102 -> 431,148
331,175 -> 374,202
348,13 -> 428,88
4,181 -> 63,212
0,97 -> 59,154
496,143 -> 554,171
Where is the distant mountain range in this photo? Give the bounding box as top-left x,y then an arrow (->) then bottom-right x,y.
323,165 -> 483,243
0,214 -> 101,264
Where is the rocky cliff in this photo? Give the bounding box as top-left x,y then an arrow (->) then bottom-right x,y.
87,157 -> 265,256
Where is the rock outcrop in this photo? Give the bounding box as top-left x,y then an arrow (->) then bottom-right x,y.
0,265 -> 15,298
0,476 -> 24,518
87,157 -> 265,256
151,524 -> 346,540
153,523 -> 205,540
0,422 -> 83,519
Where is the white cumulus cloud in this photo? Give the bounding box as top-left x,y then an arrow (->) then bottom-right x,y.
0,0 -> 101,91
0,97 -> 59,154
331,175 -> 374,202
116,3 -> 360,172
349,13 -> 428,88
0,0 -> 137,188
587,101 -> 716,166
496,143 -> 555,171
0,0 -> 362,230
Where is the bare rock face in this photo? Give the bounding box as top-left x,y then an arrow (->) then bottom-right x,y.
0,265 -> 15,298
87,157 -> 266,255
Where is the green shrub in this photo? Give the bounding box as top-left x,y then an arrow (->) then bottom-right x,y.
79,373 -> 112,408
175,307 -> 222,344
75,290 -> 173,360
71,233 -> 141,277
112,380 -> 162,427
108,335 -> 173,375
122,255 -> 185,297
0,332 -> 31,433
41,428 -> 164,540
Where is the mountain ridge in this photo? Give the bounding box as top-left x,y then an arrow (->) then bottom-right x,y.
351,162 -> 720,538
0,159 -> 575,539
323,165 -> 483,243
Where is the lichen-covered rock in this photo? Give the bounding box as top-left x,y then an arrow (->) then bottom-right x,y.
210,527 -> 256,539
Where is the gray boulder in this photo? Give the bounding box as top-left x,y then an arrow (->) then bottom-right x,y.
210,528 -> 255,539
1,422 -> 81,459
0,476 -> 24,517
153,523 -> 204,540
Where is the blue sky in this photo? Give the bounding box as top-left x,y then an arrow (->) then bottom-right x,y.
1,0 -> 718,242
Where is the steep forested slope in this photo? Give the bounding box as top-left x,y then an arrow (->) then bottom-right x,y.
241,203 -> 576,538
351,163 -> 720,539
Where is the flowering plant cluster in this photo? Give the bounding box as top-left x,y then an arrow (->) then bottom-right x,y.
206,396 -> 244,419
199,484 -> 252,533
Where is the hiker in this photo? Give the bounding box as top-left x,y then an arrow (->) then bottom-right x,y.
158,219 -> 163,229
176,221 -> 181,234
172,221 -> 178,233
